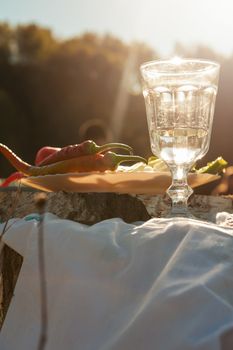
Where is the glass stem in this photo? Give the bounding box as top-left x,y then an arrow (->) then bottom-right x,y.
167,165 -> 193,217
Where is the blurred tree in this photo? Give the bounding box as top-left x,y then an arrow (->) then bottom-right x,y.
41,32 -> 128,145
0,88 -> 30,175
16,24 -> 57,62
0,23 -> 13,63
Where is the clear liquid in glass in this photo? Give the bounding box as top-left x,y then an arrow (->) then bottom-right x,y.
151,127 -> 208,166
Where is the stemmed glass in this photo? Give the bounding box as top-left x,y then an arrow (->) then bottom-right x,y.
140,58 -> 220,217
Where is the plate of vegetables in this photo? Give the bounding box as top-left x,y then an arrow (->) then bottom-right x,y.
0,141 -> 226,194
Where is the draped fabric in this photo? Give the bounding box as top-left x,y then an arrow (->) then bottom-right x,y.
1,214 -> 233,350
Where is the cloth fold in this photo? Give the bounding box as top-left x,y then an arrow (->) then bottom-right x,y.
1,214 -> 233,350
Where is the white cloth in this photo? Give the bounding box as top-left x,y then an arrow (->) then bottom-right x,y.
1,214 -> 233,350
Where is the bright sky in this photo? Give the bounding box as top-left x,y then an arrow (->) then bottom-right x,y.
0,0 -> 232,57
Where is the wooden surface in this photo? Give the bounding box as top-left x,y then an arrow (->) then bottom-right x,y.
1,187 -> 233,328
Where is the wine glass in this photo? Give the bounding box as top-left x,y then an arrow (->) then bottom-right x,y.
140,58 -> 220,217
